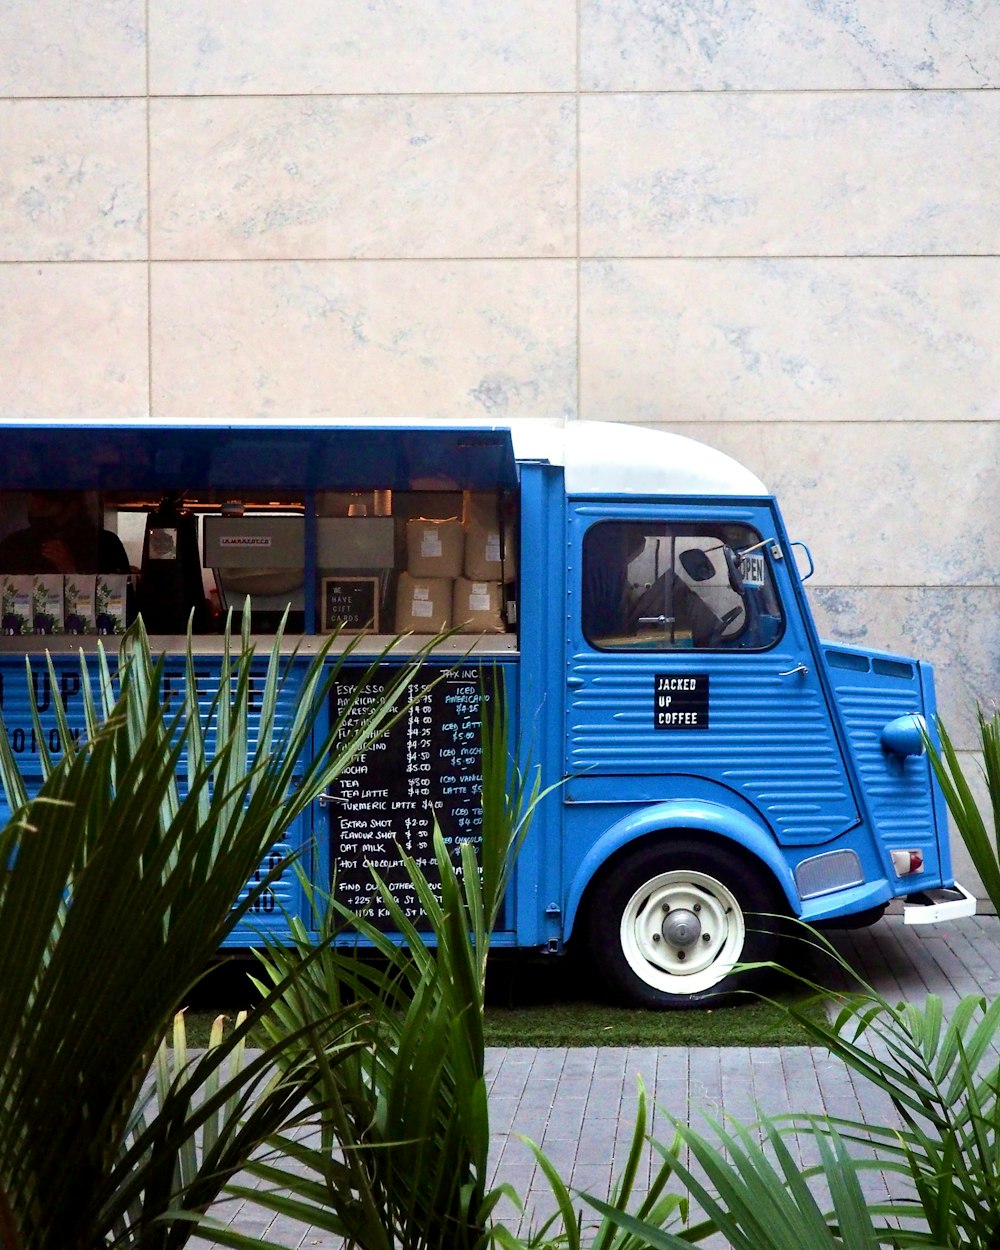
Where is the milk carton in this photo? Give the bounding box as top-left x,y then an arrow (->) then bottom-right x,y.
31,574 -> 64,634
95,574 -> 128,635
1,574 -> 31,636
63,575 -> 97,634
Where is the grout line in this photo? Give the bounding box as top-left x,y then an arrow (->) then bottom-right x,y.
4,86 -> 998,102
145,0 -> 153,421
575,0 -> 582,421
2,255 -> 997,265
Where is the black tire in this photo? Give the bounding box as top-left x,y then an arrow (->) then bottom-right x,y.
586,838 -> 782,1009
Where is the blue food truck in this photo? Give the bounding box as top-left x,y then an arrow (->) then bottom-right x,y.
0,418 -> 974,1006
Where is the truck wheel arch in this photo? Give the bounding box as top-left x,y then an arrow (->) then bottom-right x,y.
563,800 -> 799,942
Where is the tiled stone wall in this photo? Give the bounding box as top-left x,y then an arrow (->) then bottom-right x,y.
1,2 -> 996,889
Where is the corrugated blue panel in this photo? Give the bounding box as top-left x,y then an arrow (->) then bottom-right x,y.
827,677 -> 938,854
0,653 -> 313,942
160,658 -> 306,768
0,659 -> 97,780
566,650 -> 858,845
0,656 -> 306,775
228,838 -> 300,937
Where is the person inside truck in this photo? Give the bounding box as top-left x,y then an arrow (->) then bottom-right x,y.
0,491 -> 130,575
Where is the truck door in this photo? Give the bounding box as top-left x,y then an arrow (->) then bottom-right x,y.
565,503 -> 861,847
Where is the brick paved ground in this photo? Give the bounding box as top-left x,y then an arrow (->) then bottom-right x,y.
198,913 -> 1000,1247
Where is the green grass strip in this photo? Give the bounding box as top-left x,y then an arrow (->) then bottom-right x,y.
180,988 -> 824,1050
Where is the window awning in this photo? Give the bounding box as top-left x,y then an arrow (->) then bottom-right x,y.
0,422 -> 521,494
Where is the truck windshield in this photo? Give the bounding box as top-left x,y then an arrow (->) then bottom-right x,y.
582,520 -> 784,651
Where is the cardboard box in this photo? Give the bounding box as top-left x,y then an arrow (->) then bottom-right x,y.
63,575 -> 97,635
317,517 -> 395,569
394,573 -> 452,634
452,578 -> 505,634
463,493 -> 516,580
405,518 -> 464,579
1,574 -> 32,636
95,574 -> 128,635
31,574 -> 64,635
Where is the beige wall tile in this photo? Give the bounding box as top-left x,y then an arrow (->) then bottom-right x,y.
1,0 -> 145,97
151,260 -> 576,421
580,258 -> 1000,425
151,96 -> 575,260
150,0 -> 576,94
0,101 -> 147,261
581,0 -> 1000,91
0,264 -> 149,419
582,92 -> 1000,257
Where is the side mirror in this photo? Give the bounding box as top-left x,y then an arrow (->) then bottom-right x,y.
679,549 -> 715,582
791,541 -> 814,581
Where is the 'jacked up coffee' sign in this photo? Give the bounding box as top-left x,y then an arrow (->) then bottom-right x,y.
654,673 -> 710,730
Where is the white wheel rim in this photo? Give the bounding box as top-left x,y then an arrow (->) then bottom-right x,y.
619,869 -> 745,996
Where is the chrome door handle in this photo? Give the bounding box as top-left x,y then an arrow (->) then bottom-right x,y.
638,615 -> 676,626
779,663 -> 809,677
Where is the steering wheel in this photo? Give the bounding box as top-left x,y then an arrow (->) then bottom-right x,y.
707,605 -> 743,647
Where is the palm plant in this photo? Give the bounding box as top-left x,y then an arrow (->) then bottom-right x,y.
226,706 -> 1000,1250
225,676 -> 544,1250
925,707 -> 1000,913
703,708 -> 1000,1250
582,1110 -> 898,1250
0,613 -> 433,1250
502,1079 -> 691,1250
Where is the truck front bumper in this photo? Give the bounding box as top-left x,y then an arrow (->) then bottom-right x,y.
902,882 -> 977,925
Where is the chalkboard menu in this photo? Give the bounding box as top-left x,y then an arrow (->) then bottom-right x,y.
327,665 -> 488,929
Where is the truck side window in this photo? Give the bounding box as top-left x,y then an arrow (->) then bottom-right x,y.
582,521 -> 784,651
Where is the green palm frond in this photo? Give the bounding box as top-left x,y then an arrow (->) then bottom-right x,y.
741,919 -> 1000,1250
517,1078 -> 691,1250
244,674 -> 546,1250
924,707 -> 1000,915
585,1113 -> 911,1250
0,612 -> 438,1250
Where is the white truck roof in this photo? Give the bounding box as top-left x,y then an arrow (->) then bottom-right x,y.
506,419 -> 768,497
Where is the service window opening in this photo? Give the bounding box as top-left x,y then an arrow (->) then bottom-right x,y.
0,485 -> 519,641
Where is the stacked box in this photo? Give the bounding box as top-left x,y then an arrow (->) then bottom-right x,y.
63,575 -> 97,634
31,575 -> 64,635
394,573 -> 452,634
463,493 -> 515,581
1,574 -> 32,636
405,518 -> 464,578
452,579 -> 505,634
95,574 -> 128,635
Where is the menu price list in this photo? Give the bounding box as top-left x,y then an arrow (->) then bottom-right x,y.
327,666 -> 487,930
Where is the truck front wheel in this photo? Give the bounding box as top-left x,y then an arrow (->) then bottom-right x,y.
586,840 -> 782,1009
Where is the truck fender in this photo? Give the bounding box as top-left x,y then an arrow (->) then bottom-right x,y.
563,800 -> 801,939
